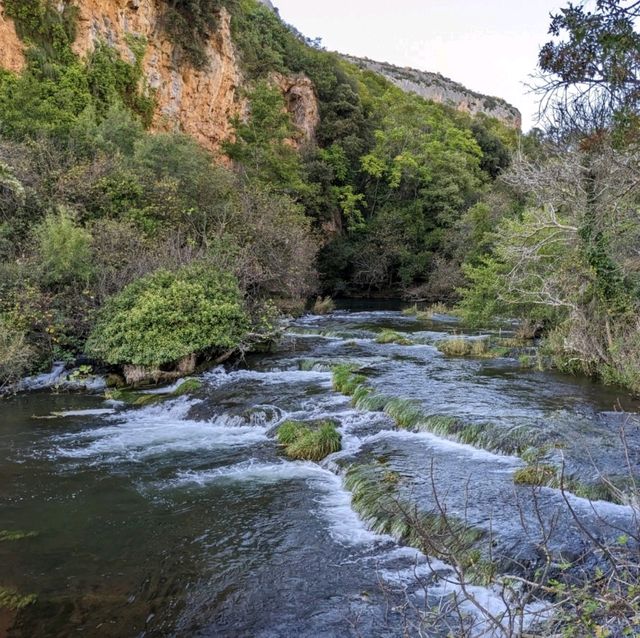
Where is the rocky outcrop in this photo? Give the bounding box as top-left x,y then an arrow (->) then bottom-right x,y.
0,7 -> 25,73
343,55 -> 522,129
70,0 -> 242,154
0,0 -> 319,154
270,72 -> 320,146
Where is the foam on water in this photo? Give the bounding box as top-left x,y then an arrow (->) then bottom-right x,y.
378,552 -> 550,637
205,368 -> 333,389
361,428 -> 522,464
51,398 -> 268,462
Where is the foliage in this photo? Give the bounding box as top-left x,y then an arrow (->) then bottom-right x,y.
0,587 -> 37,611
162,0 -> 228,69
0,317 -> 34,389
3,0 -> 77,61
224,81 -> 308,194
86,265 -> 249,367
34,208 -> 94,287
537,0 -> 640,138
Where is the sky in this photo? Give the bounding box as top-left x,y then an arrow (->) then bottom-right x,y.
271,0 -> 568,131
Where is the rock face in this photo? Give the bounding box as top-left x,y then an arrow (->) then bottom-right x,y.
0,7 -> 25,73
0,0 -> 319,154
270,72 -> 320,146
343,55 -> 522,129
71,0 -> 243,154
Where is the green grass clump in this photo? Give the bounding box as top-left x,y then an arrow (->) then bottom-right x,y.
344,464 -> 493,584
332,364 -> 366,395
402,305 -> 419,316
436,337 -> 509,359
0,530 -> 38,542
312,296 -> 335,315
277,420 -> 342,461
375,330 -> 412,345
172,378 -> 203,396
0,529 -> 38,543
514,464 -> 559,487
512,465 -> 627,503
383,398 -> 423,428
276,420 -> 304,445
0,587 -> 37,610
106,377 -> 203,405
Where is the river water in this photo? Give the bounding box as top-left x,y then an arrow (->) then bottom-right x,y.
2,307 -> 639,637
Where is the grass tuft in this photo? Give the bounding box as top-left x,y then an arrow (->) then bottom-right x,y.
436,337 -> 510,359
277,420 -> 342,461
0,587 -> 37,610
312,296 -> 336,315
172,378 -> 203,396
344,464 -> 493,584
332,364 -> 366,395
384,398 -> 423,428
514,464 -> 558,487
0,530 -> 38,542
106,377 -> 203,405
375,330 -> 412,346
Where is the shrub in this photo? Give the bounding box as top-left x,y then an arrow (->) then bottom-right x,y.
276,420 -> 342,461
34,209 -> 94,286
312,296 -> 335,315
0,317 -> 34,389
86,265 -> 249,367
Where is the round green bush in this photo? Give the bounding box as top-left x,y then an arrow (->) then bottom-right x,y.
86,265 -> 249,367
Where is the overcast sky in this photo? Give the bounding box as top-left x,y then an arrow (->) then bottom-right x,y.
272,0 -> 568,131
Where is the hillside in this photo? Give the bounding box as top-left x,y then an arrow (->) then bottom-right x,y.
0,0 -> 518,384
342,54 -> 522,129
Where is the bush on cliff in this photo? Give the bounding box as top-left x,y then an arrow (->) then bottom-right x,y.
86,265 -> 249,367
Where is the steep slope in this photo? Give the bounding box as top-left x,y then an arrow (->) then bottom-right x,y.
0,0 -> 318,153
343,54 -> 522,129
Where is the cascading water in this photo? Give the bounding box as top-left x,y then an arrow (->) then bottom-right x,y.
1,306 -> 639,637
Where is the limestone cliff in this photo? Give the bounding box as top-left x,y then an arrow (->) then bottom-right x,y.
0,0 -> 319,154
0,7 -> 25,73
343,55 -> 522,129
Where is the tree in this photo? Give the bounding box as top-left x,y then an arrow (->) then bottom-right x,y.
224,81 -> 308,195
537,0 -> 640,137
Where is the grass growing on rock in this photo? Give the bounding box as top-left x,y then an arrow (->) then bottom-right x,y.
344,464 -> 494,584
329,364 -> 629,505
0,587 -> 37,610
276,420 -> 342,461
171,379 -> 203,396
0,530 -> 38,542
514,464 -> 558,487
106,378 -> 203,405
375,330 -> 412,346
402,303 -> 456,320
513,463 -> 632,504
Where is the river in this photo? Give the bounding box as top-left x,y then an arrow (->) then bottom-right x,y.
1,305 -> 639,637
